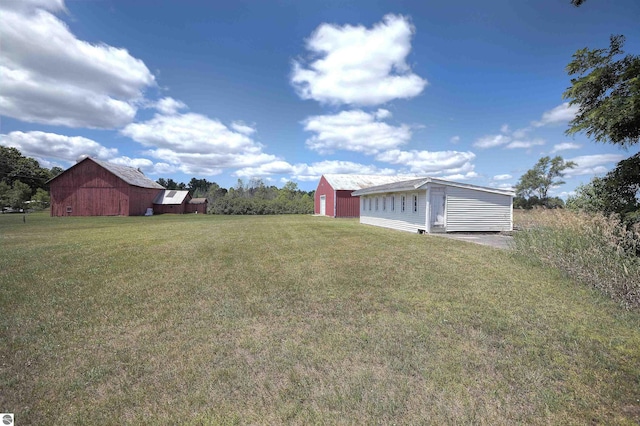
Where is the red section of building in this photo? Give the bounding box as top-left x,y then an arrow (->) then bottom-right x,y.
314,175 -> 361,218
49,158 -> 162,216
335,190 -> 361,218
315,175 -> 335,216
185,199 -> 208,214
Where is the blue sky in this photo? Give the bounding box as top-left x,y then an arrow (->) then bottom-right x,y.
1,0 -> 638,194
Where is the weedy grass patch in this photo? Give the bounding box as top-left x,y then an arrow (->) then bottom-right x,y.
513,209 -> 640,309
1,212 -> 639,424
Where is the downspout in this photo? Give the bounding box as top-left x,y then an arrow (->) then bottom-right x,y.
334,189 -> 337,218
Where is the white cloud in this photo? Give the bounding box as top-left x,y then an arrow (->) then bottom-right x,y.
565,154 -> 625,177
293,160 -> 397,182
512,127 -> 530,139
500,124 -> 510,134
234,159 -> 398,182
492,174 -> 512,181
494,183 -> 515,190
533,102 -> 579,127
122,112 -> 278,176
375,149 -> 476,175
441,171 -> 479,181
291,14 -> 427,106
505,139 -> 545,149
233,161 -> 296,178
473,134 -> 510,149
550,142 -> 582,153
0,0 -> 65,13
303,109 -> 412,154
0,1 -> 155,128
0,130 -> 174,175
155,97 -> 187,115
0,130 -> 117,161
450,135 -> 460,144
231,121 -> 257,135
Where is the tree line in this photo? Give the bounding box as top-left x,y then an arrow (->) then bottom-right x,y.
0,147 -> 62,211
156,177 -> 315,215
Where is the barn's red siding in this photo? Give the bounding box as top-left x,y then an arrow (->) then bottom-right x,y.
185,200 -> 208,214
315,175 -> 336,216
315,176 -> 361,218
129,186 -> 162,216
49,159 -> 161,216
335,190 -> 360,217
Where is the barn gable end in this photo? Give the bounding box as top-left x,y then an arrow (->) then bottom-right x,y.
49,157 -> 164,217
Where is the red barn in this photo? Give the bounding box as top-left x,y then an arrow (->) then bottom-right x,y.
49,157 -> 164,216
315,174 -> 420,218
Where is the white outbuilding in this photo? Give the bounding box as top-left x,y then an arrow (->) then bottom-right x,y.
351,177 -> 515,233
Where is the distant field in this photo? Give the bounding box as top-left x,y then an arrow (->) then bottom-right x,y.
1,213 -> 639,424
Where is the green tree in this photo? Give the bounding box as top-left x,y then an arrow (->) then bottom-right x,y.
188,178 -> 213,197
7,181 -> 32,210
31,188 -> 50,210
0,181 -> 10,210
567,153 -> 640,223
515,156 -> 576,207
563,35 -> 640,147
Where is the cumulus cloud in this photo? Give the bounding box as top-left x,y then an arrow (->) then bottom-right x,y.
550,142 -> 582,153
0,130 -> 117,161
441,171 -> 479,181
505,139 -> 545,149
155,97 -> 187,115
492,174 -> 512,181
533,102 -> 579,127
0,1 -> 155,128
473,134 -> 511,149
291,14 -> 427,106
375,149 -> 476,175
303,109 -> 412,155
234,159 -> 398,182
122,112 -> 278,176
565,154 -> 625,177
0,130 -> 173,175
231,121 -> 257,135
450,135 -> 460,144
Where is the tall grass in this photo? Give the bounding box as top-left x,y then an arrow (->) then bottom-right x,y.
513,209 -> 640,309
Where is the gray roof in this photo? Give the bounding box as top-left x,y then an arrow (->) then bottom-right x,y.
189,198 -> 208,204
89,158 -> 165,189
153,190 -> 190,205
322,174 -> 424,190
352,177 -> 515,197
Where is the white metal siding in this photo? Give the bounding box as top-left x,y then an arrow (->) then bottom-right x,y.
359,192 -> 427,233
446,187 -> 512,232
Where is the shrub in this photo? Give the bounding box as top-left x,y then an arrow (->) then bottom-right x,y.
513,209 -> 640,309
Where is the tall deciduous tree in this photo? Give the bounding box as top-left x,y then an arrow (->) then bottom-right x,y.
567,153 -> 640,222
563,35 -> 640,147
515,156 -> 576,207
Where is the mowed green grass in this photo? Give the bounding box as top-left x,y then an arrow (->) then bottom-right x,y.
1,213 -> 639,424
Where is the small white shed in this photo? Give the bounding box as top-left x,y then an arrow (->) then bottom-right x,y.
351,177 -> 514,233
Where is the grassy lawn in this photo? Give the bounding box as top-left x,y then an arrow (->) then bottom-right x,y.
1,213 -> 639,424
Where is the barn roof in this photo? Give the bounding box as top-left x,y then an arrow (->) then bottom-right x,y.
352,177 -> 515,197
89,158 -> 165,189
153,190 -> 190,205
189,198 -> 208,204
47,157 -> 165,189
322,174 -> 422,190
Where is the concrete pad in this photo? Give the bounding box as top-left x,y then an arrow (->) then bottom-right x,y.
431,233 -> 514,250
